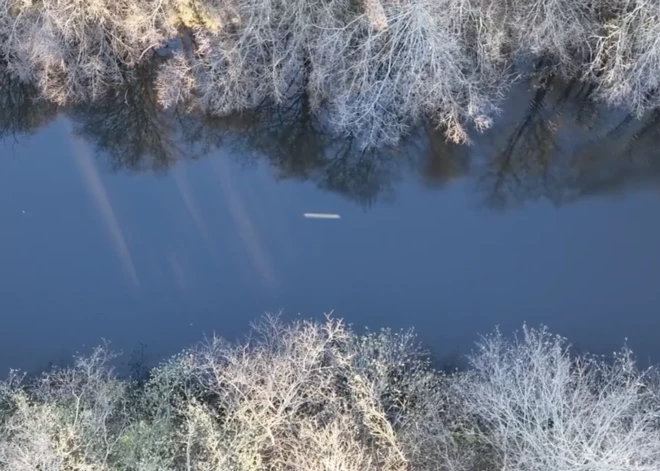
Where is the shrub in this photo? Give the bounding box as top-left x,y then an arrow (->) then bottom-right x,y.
155,0 -> 510,146
1,318 -> 659,471
590,0 -> 660,115
509,0 -> 599,74
159,316 -> 415,471
451,325 -> 660,471
0,0 -> 170,103
5,0 -> 660,146
313,0 -> 508,146
111,352 -> 196,471
0,346 -> 127,471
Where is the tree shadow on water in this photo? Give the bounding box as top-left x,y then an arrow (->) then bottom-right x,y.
474,73 -> 660,208
63,61 -> 191,174
5,62 -> 660,209
0,65 -> 58,141
173,92 -> 435,206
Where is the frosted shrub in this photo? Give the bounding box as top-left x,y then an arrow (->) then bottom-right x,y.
0,0 -> 169,103
452,325 -> 660,471
155,0 -> 350,115
0,346 -> 127,471
590,0 -> 660,115
163,316 -> 414,471
314,0 -> 507,146
155,0 -> 510,146
0,316 -> 446,471
7,0 -> 660,146
350,328 -> 473,471
508,0 -> 599,74
111,353 -> 197,471
2,318 -> 659,471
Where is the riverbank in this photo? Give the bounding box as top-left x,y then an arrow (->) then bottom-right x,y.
1,0 -> 660,147
1,315 -> 658,471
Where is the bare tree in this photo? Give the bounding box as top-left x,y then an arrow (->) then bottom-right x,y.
0,0 -> 170,103
590,0 -> 660,115
155,0 -> 511,147
451,325 -> 660,471
508,0 -> 599,75
0,346 -> 127,471
165,315 -> 412,471
4,0 -> 660,149
2,318 -> 660,471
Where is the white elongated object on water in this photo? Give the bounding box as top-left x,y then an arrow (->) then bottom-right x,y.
304,213 -> 341,219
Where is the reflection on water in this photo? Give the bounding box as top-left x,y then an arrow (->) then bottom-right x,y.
3,64 -> 660,207
0,68 -> 57,140
473,77 -> 660,208
68,124 -> 140,288
212,156 -> 279,292
2,65 -> 660,374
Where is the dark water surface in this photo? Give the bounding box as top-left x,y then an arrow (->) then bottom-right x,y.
2,74 -> 660,374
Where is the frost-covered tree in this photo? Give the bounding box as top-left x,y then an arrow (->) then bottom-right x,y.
590,0 -> 660,115
451,326 -> 660,471
0,0 -> 170,103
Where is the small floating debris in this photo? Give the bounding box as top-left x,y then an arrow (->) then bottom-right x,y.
304,213 -> 341,219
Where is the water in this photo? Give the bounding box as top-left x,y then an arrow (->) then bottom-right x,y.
2,73 -> 660,374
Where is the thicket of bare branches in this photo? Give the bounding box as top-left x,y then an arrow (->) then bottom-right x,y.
452,325 -> 660,471
154,0 -> 510,146
149,316 -> 432,471
590,0 -> 660,115
4,0 -> 660,145
0,316 -> 447,471
508,0 -> 599,74
0,0 -> 170,103
2,318 -> 660,471
0,346 -> 127,471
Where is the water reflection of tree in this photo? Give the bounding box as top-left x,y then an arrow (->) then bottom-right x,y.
477,76 -> 574,207
7,60 -> 660,208
474,74 -> 660,208
569,109 -> 660,197
418,121 -> 470,187
61,66 -> 422,205
64,61 -> 188,173
0,66 -> 57,139
177,93 -> 426,206
243,99 -> 421,206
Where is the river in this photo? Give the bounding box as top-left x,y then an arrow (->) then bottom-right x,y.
2,71 -> 660,374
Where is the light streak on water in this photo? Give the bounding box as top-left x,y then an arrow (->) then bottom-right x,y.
68,124 -> 139,288
212,157 -> 278,291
